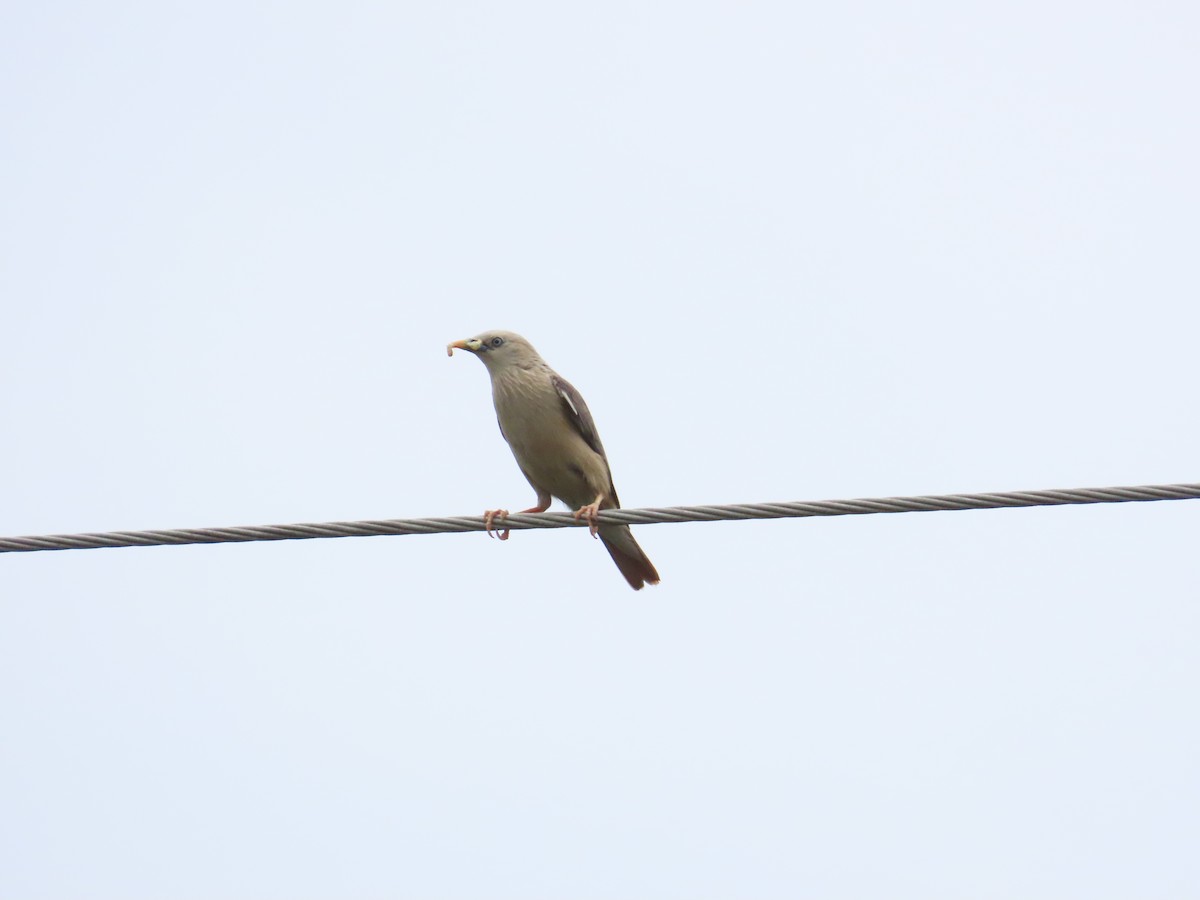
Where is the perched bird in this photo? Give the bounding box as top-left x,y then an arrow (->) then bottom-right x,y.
447,330 -> 660,590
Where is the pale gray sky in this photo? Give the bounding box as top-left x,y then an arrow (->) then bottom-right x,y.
3,1 -> 1198,897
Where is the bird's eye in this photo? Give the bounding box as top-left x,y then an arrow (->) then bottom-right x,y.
491,337 -> 504,347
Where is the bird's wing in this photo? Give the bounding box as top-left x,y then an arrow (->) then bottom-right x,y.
552,374 -> 607,461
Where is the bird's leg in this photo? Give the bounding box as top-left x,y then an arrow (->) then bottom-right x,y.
485,491 -> 551,541
573,493 -> 606,538
483,509 -> 510,540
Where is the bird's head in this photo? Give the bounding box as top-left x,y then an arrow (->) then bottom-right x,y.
446,331 -> 540,371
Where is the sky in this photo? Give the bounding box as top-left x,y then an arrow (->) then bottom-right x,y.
2,1 -> 1198,897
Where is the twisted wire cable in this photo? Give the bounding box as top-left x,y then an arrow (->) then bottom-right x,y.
1,482 -> 1197,554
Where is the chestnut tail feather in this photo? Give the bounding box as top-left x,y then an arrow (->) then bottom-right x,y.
599,526 -> 660,591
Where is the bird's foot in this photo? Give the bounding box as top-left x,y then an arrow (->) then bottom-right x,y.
483,508 -> 511,541
573,498 -> 603,538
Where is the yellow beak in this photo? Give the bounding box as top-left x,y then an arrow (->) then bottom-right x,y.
446,338 -> 482,357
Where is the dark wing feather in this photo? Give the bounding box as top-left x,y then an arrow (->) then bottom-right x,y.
552,373 -> 622,506
551,374 -> 607,460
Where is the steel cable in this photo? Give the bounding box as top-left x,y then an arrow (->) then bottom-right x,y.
2,482 -> 1197,554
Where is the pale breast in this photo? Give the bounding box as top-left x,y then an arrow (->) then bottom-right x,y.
491,368 -> 612,508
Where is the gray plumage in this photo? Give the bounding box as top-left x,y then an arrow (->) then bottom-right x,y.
448,330 -> 660,590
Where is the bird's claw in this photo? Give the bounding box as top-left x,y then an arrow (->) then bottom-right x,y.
573,501 -> 602,538
483,509 -> 511,541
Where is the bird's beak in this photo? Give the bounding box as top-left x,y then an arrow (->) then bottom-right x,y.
447,338 -> 482,357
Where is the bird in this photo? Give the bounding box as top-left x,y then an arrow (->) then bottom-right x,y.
447,330 -> 660,590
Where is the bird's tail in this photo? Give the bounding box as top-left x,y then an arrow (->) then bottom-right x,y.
598,525 -> 660,590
